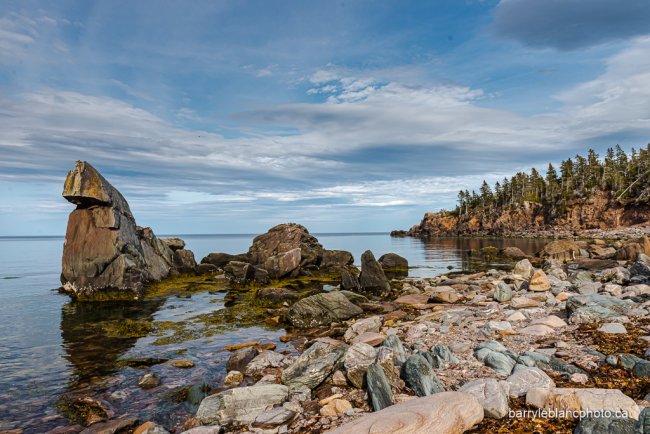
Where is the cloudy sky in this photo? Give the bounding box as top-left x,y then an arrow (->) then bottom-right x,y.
1,0 -> 650,235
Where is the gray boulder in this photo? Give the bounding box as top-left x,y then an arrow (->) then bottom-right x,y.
366,362 -> 393,411
281,338 -> 347,391
196,384 -> 288,426
223,261 -> 270,285
459,378 -> 509,419
574,416 -> 636,434
286,291 -> 362,328
359,250 -> 391,297
201,252 -> 248,268
341,269 -> 361,291
378,253 -> 408,269
321,250 -> 354,269
401,354 -> 445,396
493,281 -> 512,302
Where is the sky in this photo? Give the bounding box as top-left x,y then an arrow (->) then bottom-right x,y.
1,0 -> 650,236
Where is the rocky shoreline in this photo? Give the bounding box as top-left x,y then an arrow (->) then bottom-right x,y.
25,162 -> 650,433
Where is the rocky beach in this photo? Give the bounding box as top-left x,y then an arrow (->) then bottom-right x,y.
2,161 -> 646,434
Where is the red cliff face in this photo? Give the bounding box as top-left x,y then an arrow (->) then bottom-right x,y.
402,192 -> 650,237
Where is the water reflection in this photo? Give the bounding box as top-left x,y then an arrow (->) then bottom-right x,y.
60,299 -> 166,384
408,237 -> 550,276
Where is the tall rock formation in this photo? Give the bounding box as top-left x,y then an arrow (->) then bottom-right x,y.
61,161 -> 176,299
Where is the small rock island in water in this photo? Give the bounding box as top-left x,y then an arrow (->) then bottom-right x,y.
46,160 -> 650,434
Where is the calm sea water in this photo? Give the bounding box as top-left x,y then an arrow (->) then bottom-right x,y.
0,233 -> 548,432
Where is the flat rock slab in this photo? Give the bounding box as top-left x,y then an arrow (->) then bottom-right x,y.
351,332 -> 386,346
526,387 -> 640,420
598,322 -> 628,334
506,366 -> 555,398
394,294 -> 430,305
519,324 -> 555,336
459,378 -> 510,419
196,384 -> 289,426
510,297 -> 541,309
327,391 -> 483,434
530,315 -> 567,328
281,338 -> 347,391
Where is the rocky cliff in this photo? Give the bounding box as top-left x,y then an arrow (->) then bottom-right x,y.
61,161 -> 191,299
395,192 -> 650,238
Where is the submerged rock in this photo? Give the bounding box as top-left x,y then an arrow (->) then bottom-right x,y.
61,161 -> 180,299
286,291 -> 362,328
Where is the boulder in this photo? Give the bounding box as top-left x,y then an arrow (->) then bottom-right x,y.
343,316 -> 382,343
366,362 -> 394,411
341,269 -> 361,291
172,249 -> 197,274
321,250 -> 354,269
223,261 -> 270,285
616,243 -> 644,261
401,354 -> 445,396
61,161 -> 175,299
574,417 -> 636,434
500,246 -> 527,259
359,250 -> 391,297
327,391 -> 484,434
493,281 -> 512,302
344,343 -> 378,388
378,253 -> 408,269
248,223 -> 324,272
528,269 -> 551,292
286,291 -> 363,328
201,252 -> 248,268
474,341 -> 518,376
244,350 -> 288,378
262,247 -> 301,279
513,259 -> 534,279
540,240 -> 581,262
160,237 -> 185,251
566,294 -> 633,324
526,387 -> 640,420
196,384 -> 289,426
227,347 -> 258,372
506,366 -> 555,397
637,407 -> 650,433
382,335 -> 407,366
281,338 -> 347,391
255,287 -> 299,306
459,378 -> 510,419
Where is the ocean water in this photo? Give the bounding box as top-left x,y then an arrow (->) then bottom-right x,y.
0,233 -> 548,432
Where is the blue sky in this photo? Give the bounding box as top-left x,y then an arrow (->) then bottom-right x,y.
1,0 -> 650,235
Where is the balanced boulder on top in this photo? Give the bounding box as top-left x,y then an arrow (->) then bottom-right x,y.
60,161 -> 192,299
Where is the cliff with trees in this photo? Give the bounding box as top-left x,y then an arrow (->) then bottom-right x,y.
395,144 -> 650,237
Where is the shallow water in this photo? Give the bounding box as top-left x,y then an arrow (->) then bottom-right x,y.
0,233 -> 548,432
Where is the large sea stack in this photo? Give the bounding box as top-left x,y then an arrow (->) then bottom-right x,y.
61,161 -> 177,299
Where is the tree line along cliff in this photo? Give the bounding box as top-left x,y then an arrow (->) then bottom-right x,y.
394,144 -> 650,237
